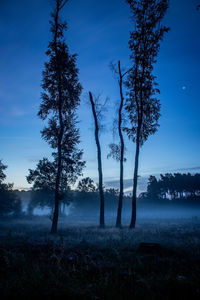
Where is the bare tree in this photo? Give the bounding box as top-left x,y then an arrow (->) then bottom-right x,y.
108,61 -> 131,228
89,92 -> 105,228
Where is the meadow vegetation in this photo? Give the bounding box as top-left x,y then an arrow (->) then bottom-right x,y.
0,217 -> 200,299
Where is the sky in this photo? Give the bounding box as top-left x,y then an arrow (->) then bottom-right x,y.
0,0 -> 200,192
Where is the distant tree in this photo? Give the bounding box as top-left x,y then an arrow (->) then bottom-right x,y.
89,92 -> 105,228
27,156 -> 83,214
125,0 -> 169,228
0,160 -> 7,183
0,160 -> 21,216
146,173 -> 200,201
108,61 -> 130,228
77,177 -> 97,192
147,175 -> 161,199
38,0 -> 84,233
194,174 -> 200,196
27,158 -> 56,191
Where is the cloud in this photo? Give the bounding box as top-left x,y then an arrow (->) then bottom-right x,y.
10,107 -> 26,117
176,166 -> 200,172
0,106 -> 26,117
104,177 -> 149,195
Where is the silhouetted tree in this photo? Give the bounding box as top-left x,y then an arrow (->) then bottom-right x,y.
108,61 -> 130,228
77,177 -> 97,192
125,0 -> 169,228
27,155 -> 84,215
38,0 -> 84,233
0,160 -> 21,216
89,92 -> 105,228
147,175 -> 161,199
146,173 -> 200,200
0,160 -> 7,183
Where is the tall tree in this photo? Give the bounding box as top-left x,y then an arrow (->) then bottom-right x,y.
39,0 -> 84,234
108,61 -> 130,228
89,92 -> 105,228
125,0 -> 169,228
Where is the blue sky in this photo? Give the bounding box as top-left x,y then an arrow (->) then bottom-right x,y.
0,0 -> 200,192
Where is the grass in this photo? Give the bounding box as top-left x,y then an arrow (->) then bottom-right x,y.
0,217 -> 200,299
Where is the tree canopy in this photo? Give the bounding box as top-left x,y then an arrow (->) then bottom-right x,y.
0,160 -> 21,216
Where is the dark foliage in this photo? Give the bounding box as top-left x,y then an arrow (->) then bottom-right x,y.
0,160 -> 21,217
0,160 -> 7,184
125,0 -> 169,228
38,0 -> 84,233
145,173 -> 200,201
77,177 -> 97,193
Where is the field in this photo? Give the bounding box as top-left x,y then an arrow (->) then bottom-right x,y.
0,217 -> 200,299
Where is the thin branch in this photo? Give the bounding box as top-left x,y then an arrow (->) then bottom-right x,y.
122,67 -> 132,78
59,0 -> 68,10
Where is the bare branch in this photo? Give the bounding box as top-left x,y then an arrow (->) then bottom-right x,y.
122,67 -> 132,78
109,61 -> 118,75
110,60 -> 131,79
59,0 -> 68,10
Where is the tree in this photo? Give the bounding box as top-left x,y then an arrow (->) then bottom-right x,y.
38,0 -> 84,233
89,92 -> 105,228
77,177 -> 97,192
146,173 -> 200,200
125,0 -> 169,228
27,157 -> 83,215
0,160 -> 7,183
27,158 -> 57,191
0,160 -> 21,216
108,61 -> 130,228
147,175 -> 161,199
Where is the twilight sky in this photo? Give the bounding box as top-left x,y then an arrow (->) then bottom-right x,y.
0,0 -> 200,192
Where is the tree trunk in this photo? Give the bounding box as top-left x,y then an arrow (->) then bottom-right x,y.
51,187 -> 59,234
130,126 -> 140,229
50,1 -> 64,234
116,61 -> 124,228
51,142 -> 62,234
89,92 -> 105,228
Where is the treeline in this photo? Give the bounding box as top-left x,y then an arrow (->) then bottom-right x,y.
0,160 -> 22,217
142,173 -> 200,201
26,177 -> 129,215
1,170 -> 200,218
27,187 -> 132,216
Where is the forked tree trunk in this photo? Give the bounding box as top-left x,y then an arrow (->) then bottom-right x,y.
89,92 -> 105,228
